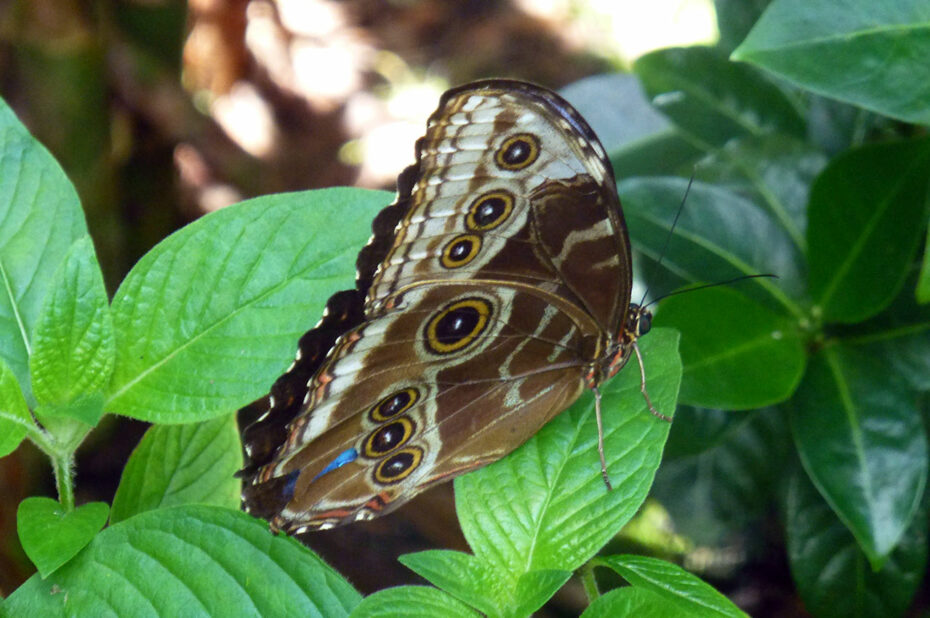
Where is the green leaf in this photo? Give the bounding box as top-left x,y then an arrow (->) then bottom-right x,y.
789,346 -> 928,567
786,467 -> 928,618
0,357 -> 31,456
733,0 -> 930,125
581,587 -> 685,618
661,406 -> 751,459
110,414 -> 243,523
917,226 -> 930,304
696,134 -> 828,251
511,570 -> 572,618
652,408 -> 790,546
455,329 -> 680,584
849,288 -> 930,391
349,586 -> 479,618
0,97 -> 87,405
399,551 -> 499,615
654,287 -> 806,409
4,504 -> 360,616
29,236 -> 113,427
33,395 -> 102,452
633,46 -> 805,150
35,394 -> 104,427
621,177 -> 806,310
398,550 -> 569,618
561,74 -> 671,155
808,138 -> 930,323
596,554 -> 748,617
107,188 -> 392,423
16,497 -> 108,578
715,0 -> 772,52
610,130 -> 704,180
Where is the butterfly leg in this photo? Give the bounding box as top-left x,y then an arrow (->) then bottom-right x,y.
593,386 -> 613,491
633,342 -> 672,422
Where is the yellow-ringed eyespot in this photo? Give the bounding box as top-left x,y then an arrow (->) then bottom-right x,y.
440,234 -> 482,268
466,191 -> 514,231
425,297 -> 492,354
369,388 -> 419,423
363,416 -> 415,458
373,447 -> 423,484
495,133 -> 539,170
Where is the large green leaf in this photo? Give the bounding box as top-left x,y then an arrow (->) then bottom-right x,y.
610,130 -> 704,180
0,358 -> 31,456
652,407 -> 790,546
0,97 -> 87,405
808,138 -> 930,323
455,329 -> 680,585
108,188 -> 391,423
715,0 -> 772,53
733,0 -> 930,125
621,177 -> 805,311
849,287 -> 930,392
786,468 -> 928,618
4,505 -> 360,616
789,346 -> 928,567
29,236 -> 113,427
634,46 -> 805,150
561,73 -> 670,156
110,414 -> 242,523
696,134 -> 827,251
918,225 -> 930,303
654,287 -> 805,409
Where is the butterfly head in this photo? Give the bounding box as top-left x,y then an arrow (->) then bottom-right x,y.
592,304 -> 652,385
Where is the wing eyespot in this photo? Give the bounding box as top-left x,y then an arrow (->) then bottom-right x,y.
466,191 -> 514,231
424,298 -> 492,354
363,417 -> 415,458
495,133 -> 539,170
373,447 -> 423,484
369,388 -> 420,422
440,234 -> 482,268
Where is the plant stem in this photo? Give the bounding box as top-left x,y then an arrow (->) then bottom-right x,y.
51,450 -> 75,511
580,561 -> 601,604
21,420 -> 76,511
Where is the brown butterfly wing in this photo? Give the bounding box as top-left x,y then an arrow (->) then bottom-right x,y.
367,80 -> 633,332
239,80 -> 637,531
243,283 -> 595,531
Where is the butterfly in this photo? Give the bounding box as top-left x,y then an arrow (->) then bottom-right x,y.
237,79 -> 665,534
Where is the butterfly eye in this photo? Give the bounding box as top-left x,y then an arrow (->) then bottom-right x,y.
363,417 -> 415,458
638,312 -> 652,336
373,447 -> 423,484
467,191 -> 514,231
495,133 -> 539,170
370,388 -> 419,422
425,298 -> 492,354
441,234 -> 482,268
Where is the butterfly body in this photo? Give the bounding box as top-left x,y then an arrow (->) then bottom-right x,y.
238,80 -> 652,533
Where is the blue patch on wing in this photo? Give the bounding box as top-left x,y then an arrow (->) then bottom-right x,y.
313,448 -> 359,481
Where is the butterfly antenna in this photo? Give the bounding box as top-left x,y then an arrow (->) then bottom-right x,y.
643,273 -> 778,309
638,173 -> 694,306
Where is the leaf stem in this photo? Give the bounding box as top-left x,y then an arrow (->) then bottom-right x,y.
51,450 -> 76,511
20,418 -> 76,511
580,561 -> 601,604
